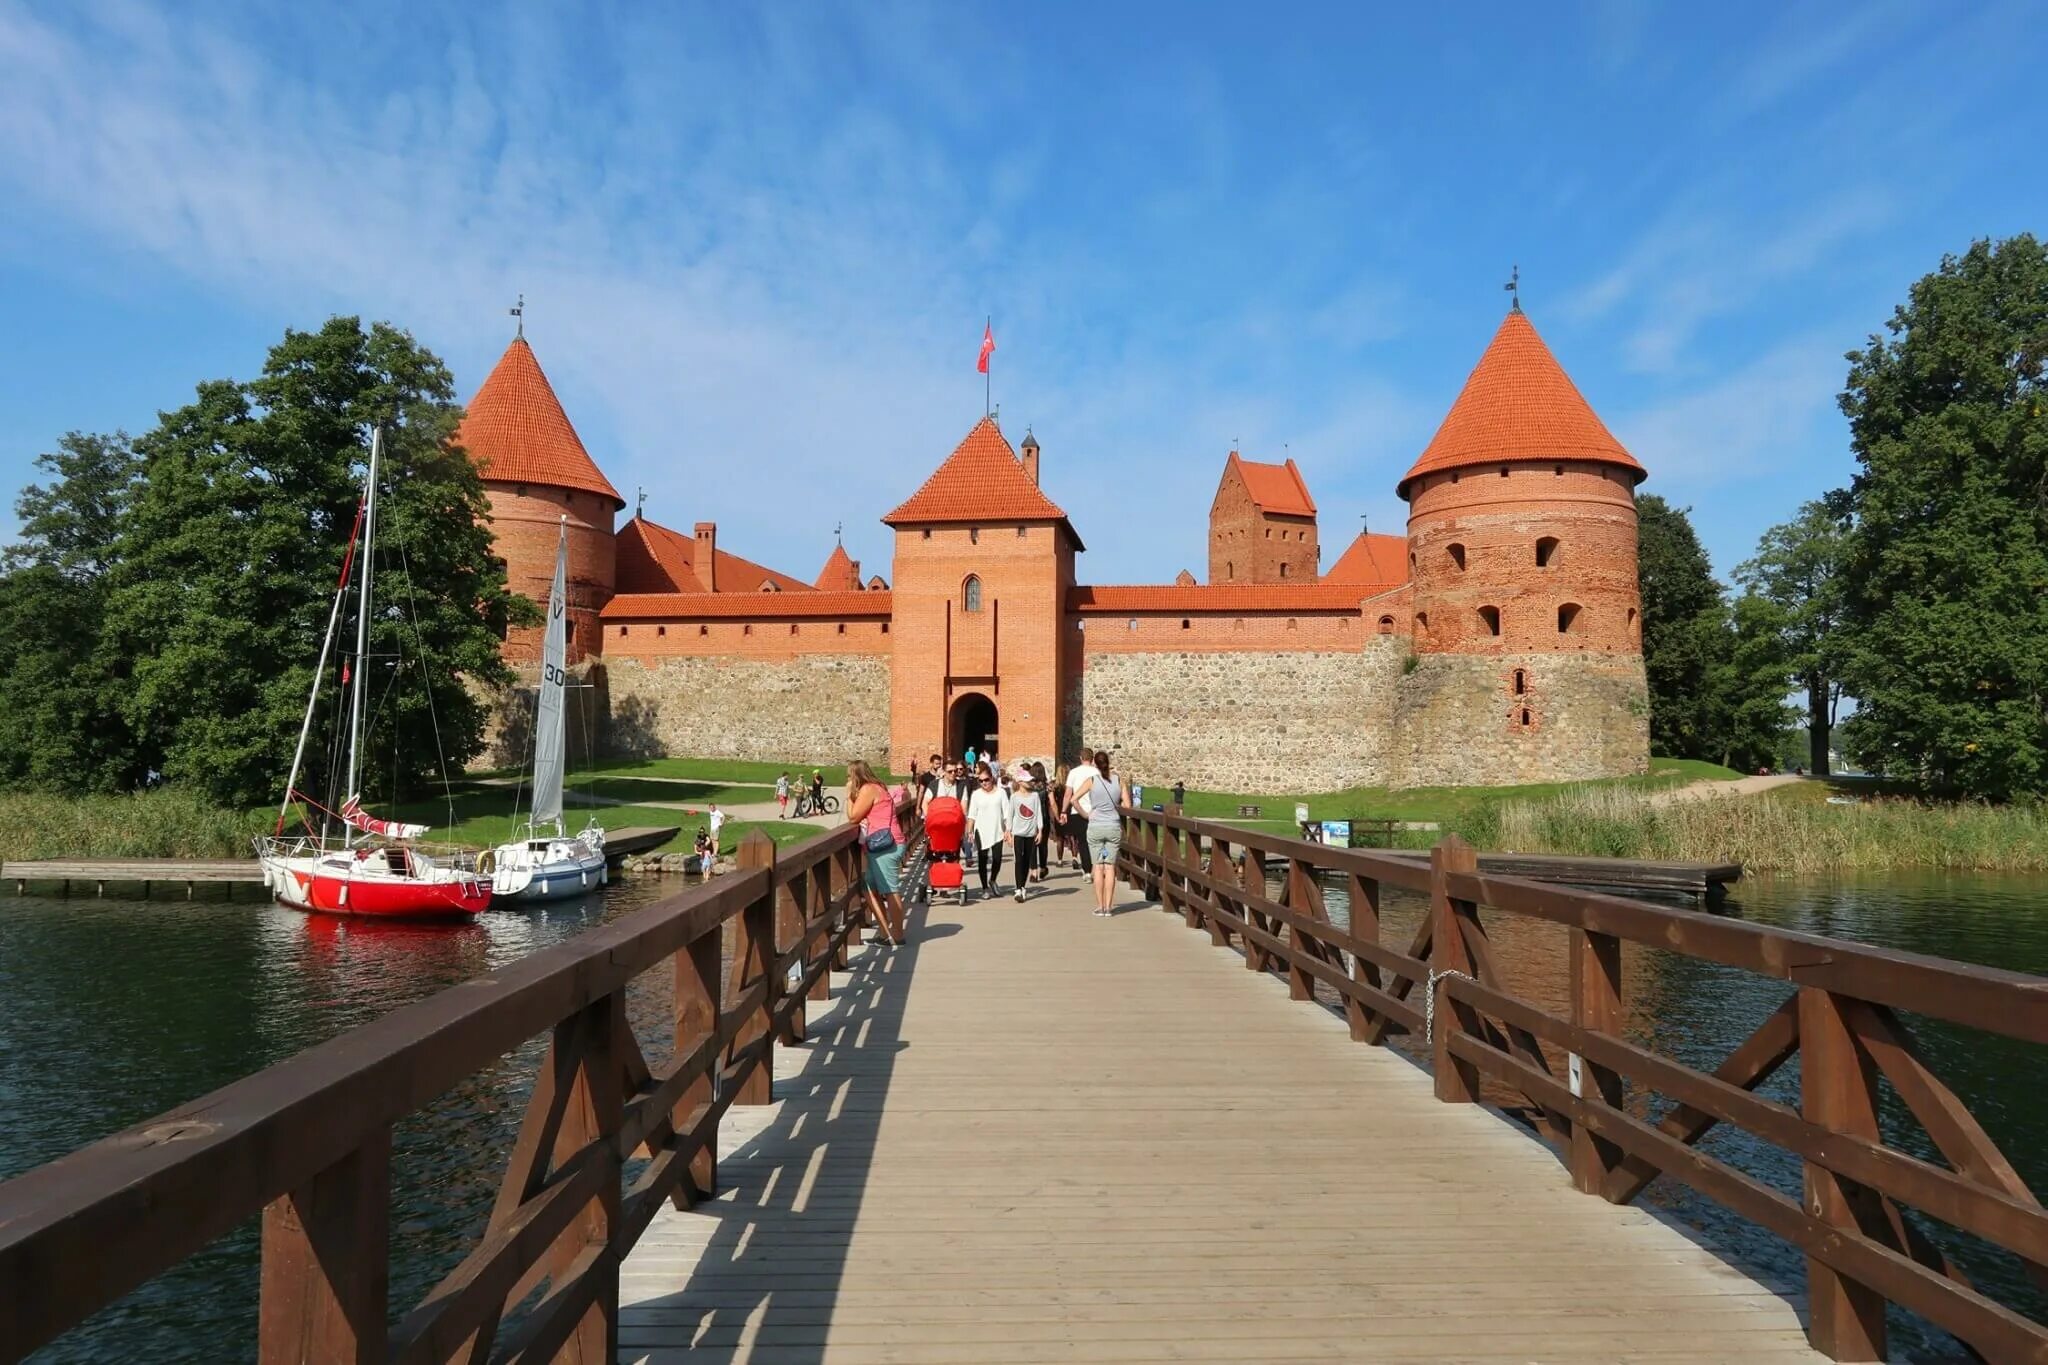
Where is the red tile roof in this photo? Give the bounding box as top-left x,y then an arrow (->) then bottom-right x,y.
614,517 -> 814,595
1069,584 -> 1382,613
814,543 -> 861,591
456,338 -> 624,507
883,417 -> 1078,543
1323,531 -> 1409,586
602,590 -> 891,620
1229,452 -> 1317,517
1399,311 -> 1644,497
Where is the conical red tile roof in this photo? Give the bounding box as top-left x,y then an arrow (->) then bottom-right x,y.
815,543 -> 861,590
1398,312 -> 1643,498
1323,531 -> 1409,586
883,417 -> 1075,540
456,338 -> 624,507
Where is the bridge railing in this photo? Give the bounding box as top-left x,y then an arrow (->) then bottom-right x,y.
1116,806 -> 2048,1364
0,797 -> 917,1364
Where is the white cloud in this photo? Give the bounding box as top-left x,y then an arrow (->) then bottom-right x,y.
1610,334 -> 1846,494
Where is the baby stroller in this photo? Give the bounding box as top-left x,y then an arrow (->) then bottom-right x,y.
922,793 -> 967,905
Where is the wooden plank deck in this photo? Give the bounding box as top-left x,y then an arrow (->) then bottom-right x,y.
620,872 -> 1820,1364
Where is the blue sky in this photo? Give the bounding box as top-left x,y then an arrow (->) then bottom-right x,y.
1,1 -> 2040,585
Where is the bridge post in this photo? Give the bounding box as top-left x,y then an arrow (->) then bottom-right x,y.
675,889 -> 722,1202
1241,846 -> 1271,972
1346,873 -> 1383,1043
1430,836 -> 1480,1104
777,862 -> 808,1044
258,1133 -> 390,1364
1568,928 -> 1624,1194
808,853 -> 834,1002
1203,836 -> 1233,944
1799,986 -> 1887,1361
732,832 -> 778,1105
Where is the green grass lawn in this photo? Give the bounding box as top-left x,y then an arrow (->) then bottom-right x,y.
1146,757 -> 1743,838
390,786 -> 827,857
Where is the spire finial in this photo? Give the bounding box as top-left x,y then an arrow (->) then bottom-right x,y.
1504,264 -> 1521,314
635,485 -> 647,520
1360,512 -> 1369,537
510,292 -> 525,338
834,520 -> 843,545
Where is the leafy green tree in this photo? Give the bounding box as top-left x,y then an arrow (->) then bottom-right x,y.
1735,494 -> 1851,775
1836,234 -> 2048,799
1635,494 -> 1724,758
0,434 -> 142,789
1708,592 -> 1797,772
95,317 -> 527,809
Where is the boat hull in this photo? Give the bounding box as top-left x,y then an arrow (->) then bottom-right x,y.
491,838 -> 608,903
260,845 -> 491,920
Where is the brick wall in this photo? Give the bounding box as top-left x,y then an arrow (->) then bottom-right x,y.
1076,608 -> 1363,653
1387,651 -> 1649,786
602,654 -> 891,766
485,482 -> 617,665
604,617 -> 892,660
1404,463 -> 1640,655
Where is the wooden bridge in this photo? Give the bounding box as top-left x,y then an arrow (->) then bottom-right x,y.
0,805 -> 2043,1362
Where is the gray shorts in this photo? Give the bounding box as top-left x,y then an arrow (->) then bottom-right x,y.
1087,826 -> 1122,864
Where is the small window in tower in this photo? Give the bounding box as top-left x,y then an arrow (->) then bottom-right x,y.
1512,668 -> 1527,696
566,622 -> 575,644
1558,602 -> 1583,634
658,625 -> 667,637
1520,707 -> 1533,727
1536,536 -> 1559,567
882,622 -> 890,634
1127,619 -> 1138,631
1554,464 -> 1565,476
1501,466 -> 1510,478
1017,525 -> 1027,538
1378,615 -> 1394,635
743,623 -> 752,636
1279,563 -> 1289,578
699,624 -> 708,636
1226,561 -> 1235,580
922,528 -> 931,539
969,527 -> 980,544
1415,612 -> 1429,637
1265,528 -> 1272,539
1181,618 -> 1190,630
619,625 -> 629,637
1447,542 -> 1466,571
1627,607 -> 1639,638
1478,605 -> 1501,636
1286,618 -> 1298,630
1409,550 -> 1417,571
837,622 -> 846,635
1233,618 -> 1245,632
1451,472 -> 1460,483
963,576 -> 983,613
790,623 -> 799,635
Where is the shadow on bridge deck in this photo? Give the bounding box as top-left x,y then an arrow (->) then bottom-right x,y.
617,872 -> 1821,1363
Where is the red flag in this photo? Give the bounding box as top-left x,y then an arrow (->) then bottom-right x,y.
977,321 -> 995,374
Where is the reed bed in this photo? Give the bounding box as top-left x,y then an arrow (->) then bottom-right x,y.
0,788 -> 272,862
1480,786 -> 2048,873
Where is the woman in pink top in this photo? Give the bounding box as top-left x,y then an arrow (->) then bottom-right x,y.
845,759 -> 906,944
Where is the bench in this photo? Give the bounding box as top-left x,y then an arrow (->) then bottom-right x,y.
1235,804 -> 1262,818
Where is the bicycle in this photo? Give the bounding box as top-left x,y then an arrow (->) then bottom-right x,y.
792,791 -> 841,818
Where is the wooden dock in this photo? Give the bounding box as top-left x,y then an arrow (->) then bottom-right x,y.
1380,847 -> 1743,900
4,826 -> 681,896
618,873 -> 1819,1362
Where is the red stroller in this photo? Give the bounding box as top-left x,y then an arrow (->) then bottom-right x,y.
922,794 -> 967,905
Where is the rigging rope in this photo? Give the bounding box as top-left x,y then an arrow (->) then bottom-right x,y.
396,535 -> 458,833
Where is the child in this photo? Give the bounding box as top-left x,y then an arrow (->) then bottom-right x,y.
775,772 -> 791,819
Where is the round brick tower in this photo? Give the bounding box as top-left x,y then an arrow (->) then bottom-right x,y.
456,336 -> 624,665
1389,308 -> 1649,784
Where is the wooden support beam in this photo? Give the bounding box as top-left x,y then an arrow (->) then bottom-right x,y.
1799,986 -> 1887,1362
1431,837 -> 1480,1104
1569,927 -> 1624,1196
674,910 -> 721,1206
258,1133 -> 390,1365
731,833 -> 778,1106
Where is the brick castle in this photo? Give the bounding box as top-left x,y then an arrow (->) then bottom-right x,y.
459,309 -> 1650,793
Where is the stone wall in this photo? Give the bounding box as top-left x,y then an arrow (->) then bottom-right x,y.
1387,651 -> 1648,787
1069,638 -> 1407,793
601,653 -> 892,766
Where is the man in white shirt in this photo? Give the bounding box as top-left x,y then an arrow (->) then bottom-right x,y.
1063,747 -> 1100,873
706,804 -> 726,872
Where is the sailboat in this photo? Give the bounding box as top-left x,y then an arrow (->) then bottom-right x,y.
487,518 -> 608,902
256,427 -> 493,919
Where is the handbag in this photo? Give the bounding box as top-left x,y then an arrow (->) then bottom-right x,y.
865,826 -> 897,854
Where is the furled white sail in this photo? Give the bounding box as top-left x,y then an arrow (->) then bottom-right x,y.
530,520 -> 569,828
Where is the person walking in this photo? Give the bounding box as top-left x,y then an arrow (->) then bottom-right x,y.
705,803 -> 726,872
1064,747 -> 1102,876
1171,779 -> 1186,808
966,763 -> 1007,898
1028,761 -> 1053,881
1006,768 -> 1044,902
845,759 -> 905,943
1084,749 -> 1129,916
964,742 -> 978,773
775,772 -> 790,819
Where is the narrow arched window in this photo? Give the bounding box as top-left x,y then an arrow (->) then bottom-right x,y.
1627,606 -> 1639,639
1478,605 -> 1501,636
963,576 -> 983,613
1415,612 -> 1429,638
1558,602 -> 1583,634
1226,560 -> 1235,580
1520,707 -> 1533,727
1279,563 -> 1290,578
1536,536 -> 1559,567
1377,615 -> 1394,635
1447,543 -> 1466,571
1512,668 -> 1526,696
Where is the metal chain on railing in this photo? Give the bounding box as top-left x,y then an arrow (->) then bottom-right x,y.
1423,968 -> 1478,1044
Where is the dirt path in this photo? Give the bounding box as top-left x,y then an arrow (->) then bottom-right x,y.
1647,773 -> 1806,806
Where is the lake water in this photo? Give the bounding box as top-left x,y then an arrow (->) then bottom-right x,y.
1,870 -> 2043,1361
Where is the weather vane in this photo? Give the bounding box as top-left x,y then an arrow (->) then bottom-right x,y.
834,520 -> 843,544
1360,512 -> 1370,536
1504,265 -> 1521,314
510,292 -> 525,338
636,485 -> 647,519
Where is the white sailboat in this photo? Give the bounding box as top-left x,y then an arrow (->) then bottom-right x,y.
489,518 -> 608,902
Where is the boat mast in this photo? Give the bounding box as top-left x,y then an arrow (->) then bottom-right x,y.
344,425 -> 382,827
275,493 -> 367,834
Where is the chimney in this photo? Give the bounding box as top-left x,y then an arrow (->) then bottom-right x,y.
1020,429 -> 1040,486
849,558 -> 861,588
694,522 -> 717,592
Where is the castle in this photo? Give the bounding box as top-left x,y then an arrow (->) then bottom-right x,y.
456,309 -> 1651,793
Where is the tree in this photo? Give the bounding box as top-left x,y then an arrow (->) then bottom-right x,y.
1836,234 -> 2048,800
0,434 -> 142,789
1735,494 -> 1851,775
1635,494 -> 1724,759
1709,592 -> 1797,773
87,317 -> 527,808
